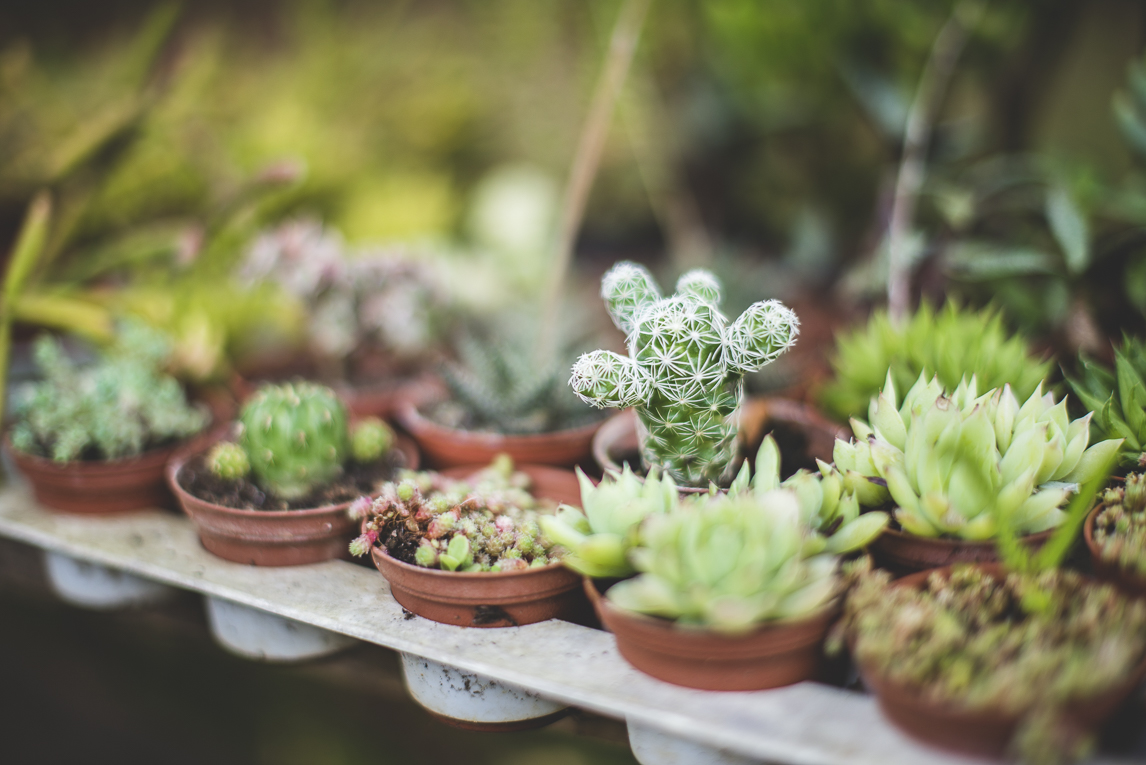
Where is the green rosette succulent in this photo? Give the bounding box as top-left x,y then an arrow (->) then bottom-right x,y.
819,302 -> 1051,422
570,262 -> 799,488
837,372 -> 1123,540
1065,336 -> 1146,467
606,490 -> 842,633
539,465 -> 679,579
239,382 -> 349,499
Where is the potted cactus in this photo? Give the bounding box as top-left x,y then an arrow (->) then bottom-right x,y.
571,261 -> 800,489
575,436 -> 886,690
838,472 -> 1146,762
1084,472 -> 1146,594
838,372 -> 1122,572
167,381 -> 417,566
349,455 -> 587,628
5,324 -> 213,514
396,328 -> 606,469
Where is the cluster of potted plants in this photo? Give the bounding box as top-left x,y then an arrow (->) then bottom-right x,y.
9,255 -> 1146,764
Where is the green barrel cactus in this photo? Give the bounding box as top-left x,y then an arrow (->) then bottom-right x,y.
570,262 -> 799,487
206,441 -> 251,481
239,382 -> 349,499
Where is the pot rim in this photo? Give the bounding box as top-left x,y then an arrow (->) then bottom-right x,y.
395,398 -> 605,445
166,434 -> 418,519
4,428 -> 204,471
877,524 -> 1055,549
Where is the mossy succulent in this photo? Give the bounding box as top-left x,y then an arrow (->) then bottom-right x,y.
1091,472 -> 1146,577
349,456 -> 563,572
10,323 -> 209,461
840,565 -> 1146,763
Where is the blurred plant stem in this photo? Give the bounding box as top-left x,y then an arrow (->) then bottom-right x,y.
887,1 -> 983,322
538,0 -> 653,363
0,193 -> 52,426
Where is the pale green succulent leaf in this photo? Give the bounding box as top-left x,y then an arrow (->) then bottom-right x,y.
825,512 -> 888,554
1062,439 -> 1125,483
754,434 -> 782,494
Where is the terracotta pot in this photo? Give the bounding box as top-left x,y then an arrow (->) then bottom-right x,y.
168,436 -> 420,567
395,399 -> 603,470
592,398 -> 848,493
871,527 -> 1053,576
858,563 -> 1146,758
4,425 -> 220,515
585,578 -> 838,691
1084,504 -> 1146,596
368,464 -> 589,628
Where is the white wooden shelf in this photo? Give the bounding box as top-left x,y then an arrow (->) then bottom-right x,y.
0,483 -> 1133,765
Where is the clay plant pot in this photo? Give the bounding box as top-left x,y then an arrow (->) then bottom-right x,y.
167,436 -> 419,567
368,464 -> 589,628
4,425 -> 220,515
858,563 -> 1146,758
585,578 -> 839,691
592,398 -> 848,494
1084,504 -> 1146,596
871,528 -> 1054,576
395,399 -> 603,470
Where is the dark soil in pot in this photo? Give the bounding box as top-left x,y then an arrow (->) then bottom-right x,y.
396,399 -> 605,470
168,436 -> 419,566
584,577 -> 838,691
367,464 -> 591,627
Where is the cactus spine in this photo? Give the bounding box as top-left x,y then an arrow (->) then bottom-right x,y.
570,262 -> 799,487
239,382 -> 349,499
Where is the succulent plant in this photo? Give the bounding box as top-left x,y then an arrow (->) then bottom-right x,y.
841,565 -> 1146,763
539,465 -> 679,579
349,456 -> 561,572
238,382 -> 349,500
837,372 -> 1122,540
350,417 -> 394,463
605,490 -> 842,633
436,328 -> 598,435
206,442 -> 251,481
570,262 -> 799,487
1065,336 -> 1146,467
1090,472 -> 1146,577
818,302 -> 1051,422
9,322 -> 209,461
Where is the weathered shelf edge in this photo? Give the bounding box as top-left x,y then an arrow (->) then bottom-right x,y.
0,485 -> 1130,765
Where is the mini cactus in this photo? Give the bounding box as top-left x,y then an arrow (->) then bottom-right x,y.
206,442 -> 250,481
837,372 -> 1123,539
1091,472 -> 1146,577
239,382 -> 349,499
570,262 -> 799,487
350,417 -> 394,462
349,457 -> 563,571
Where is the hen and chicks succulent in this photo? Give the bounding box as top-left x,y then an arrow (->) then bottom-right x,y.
837,372 -> 1121,540
349,455 -> 562,572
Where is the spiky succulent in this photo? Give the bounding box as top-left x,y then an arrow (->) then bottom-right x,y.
1065,336 -> 1146,467
818,302 -> 1051,422
206,441 -> 251,481
350,417 -> 394,463
606,489 -> 842,633
1091,472 -> 1146,577
539,465 -> 679,579
842,565 -> 1146,763
10,323 -> 209,462
349,456 -> 561,571
837,372 -> 1122,540
570,262 -> 799,487
239,382 -> 349,500
436,329 -> 598,435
